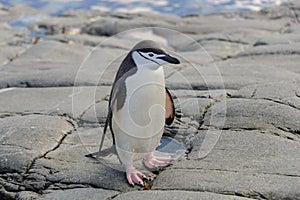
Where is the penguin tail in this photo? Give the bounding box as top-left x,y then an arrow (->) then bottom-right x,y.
85,145 -> 117,158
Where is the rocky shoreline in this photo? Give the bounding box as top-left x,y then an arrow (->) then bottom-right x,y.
1,1 -> 300,199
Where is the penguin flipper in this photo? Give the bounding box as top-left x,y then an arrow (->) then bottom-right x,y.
165,87 -> 175,125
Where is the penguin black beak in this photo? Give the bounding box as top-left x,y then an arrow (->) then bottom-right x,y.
159,54 -> 180,64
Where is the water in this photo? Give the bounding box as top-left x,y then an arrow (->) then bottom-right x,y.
0,0 -> 290,16
156,137 -> 186,161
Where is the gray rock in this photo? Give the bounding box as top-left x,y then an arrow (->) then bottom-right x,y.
0,86 -> 110,121
83,11 -> 288,42
197,40 -> 249,60
167,56 -> 300,90
1,1 -> 300,199
45,34 -> 105,47
15,191 -> 40,200
202,98 -> 300,134
233,81 -> 300,100
171,51 -> 214,69
0,40 -> 91,88
0,188 -> 15,200
0,115 -> 74,173
171,89 -> 234,100
225,54 -> 300,74
235,2 -> 299,22
233,82 -> 300,123
37,188 -> 119,200
166,64 -> 225,90
185,43 -> 249,63
80,100 -> 108,124
45,33 -> 136,50
0,39 -> 142,88
190,25 -> 282,47
29,127 -> 138,192
83,13 -> 178,36
0,45 -> 27,66
32,16 -> 86,35
0,4 -> 42,24
176,97 -> 213,121
154,130 -> 300,199
283,24 -> 300,33
236,43 -> 300,57
0,25 -> 30,65
192,33 -> 251,46
254,33 -> 300,46
180,15 -> 288,34
114,190 -> 253,200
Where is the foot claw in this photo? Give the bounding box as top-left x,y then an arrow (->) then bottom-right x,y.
126,166 -> 145,186
142,177 -> 149,182
139,181 -> 144,187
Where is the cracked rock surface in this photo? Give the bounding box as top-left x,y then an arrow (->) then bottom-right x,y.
1,1 -> 300,199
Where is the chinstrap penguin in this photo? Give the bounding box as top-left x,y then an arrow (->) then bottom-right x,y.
90,40 -> 180,186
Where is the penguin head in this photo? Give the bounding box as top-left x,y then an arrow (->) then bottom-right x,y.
131,40 -> 180,70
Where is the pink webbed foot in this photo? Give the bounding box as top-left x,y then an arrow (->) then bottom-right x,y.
143,153 -> 172,171
125,165 -> 145,186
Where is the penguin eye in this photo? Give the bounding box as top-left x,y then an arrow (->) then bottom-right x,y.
148,53 -> 154,57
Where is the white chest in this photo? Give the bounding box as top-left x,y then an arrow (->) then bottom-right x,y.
113,66 -> 166,138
